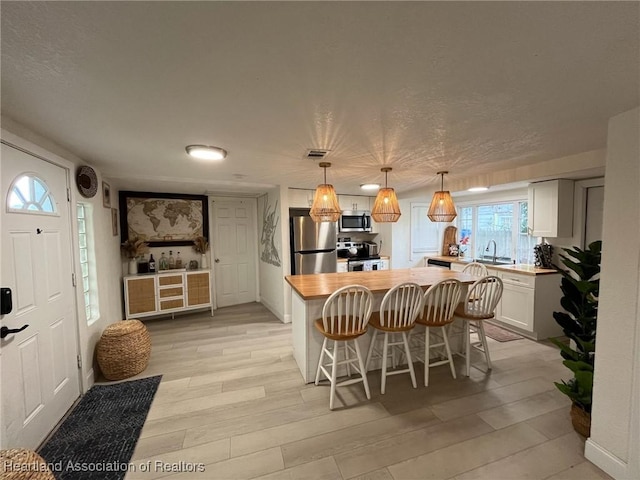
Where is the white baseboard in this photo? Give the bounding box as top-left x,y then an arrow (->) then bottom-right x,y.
585,439 -> 629,479
283,313 -> 292,324
259,297 -> 284,323
84,368 -> 95,393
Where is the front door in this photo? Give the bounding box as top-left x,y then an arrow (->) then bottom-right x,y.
0,142 -> 80,448
212,198 -> 257,308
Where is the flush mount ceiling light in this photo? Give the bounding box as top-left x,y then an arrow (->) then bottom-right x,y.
360,183 -> 381,191
185,145 -> 227,161
310,162 -> 341,223
468,186 -> 489,192
371,167 -> 401,223
428,171 -> 457,222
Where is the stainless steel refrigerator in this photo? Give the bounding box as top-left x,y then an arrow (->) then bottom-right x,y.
290,215 -> 337,275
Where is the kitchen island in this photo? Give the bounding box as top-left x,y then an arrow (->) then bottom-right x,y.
285,267 -> 478,383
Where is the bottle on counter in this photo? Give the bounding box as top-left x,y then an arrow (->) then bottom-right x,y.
168,250 -> 176,269
149,254 -> 156,273
159,252 -> 168,270
176,251 -> 183,269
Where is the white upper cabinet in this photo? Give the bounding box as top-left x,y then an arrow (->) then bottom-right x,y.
338,195 -> 368,212
527,179 -> 574,238
289,188 -> 314,208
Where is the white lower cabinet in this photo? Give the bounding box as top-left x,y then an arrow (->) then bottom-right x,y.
337,261 -> 348,273
493,270 -> 563,340
379,259 -> 389,270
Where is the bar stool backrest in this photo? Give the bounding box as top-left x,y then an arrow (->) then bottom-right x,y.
422,279 -> 463,326
463,275 -> 503,318
379,282 -> 423,329
321,285 -> 374,335
462,262 -> 489,277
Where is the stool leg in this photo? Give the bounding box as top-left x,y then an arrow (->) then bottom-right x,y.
353,339 -> 371,400
402,331 -> 417,389
443,326 -> 457,380
477,321 -> 492,370
465,321 -> 471,377
424,326 -> 430,387
381,333 -> 389,395
315,337 -> 327,385
365,329 -> 378,370
345,342 -> 352,377
329,340 -> 339,410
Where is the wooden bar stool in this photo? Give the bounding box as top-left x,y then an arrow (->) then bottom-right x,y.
314,284 -> 374,410
413,279 -> 463,386
454,275 -> 503,376
365,282 -> 423,394
462,261 -> 488,277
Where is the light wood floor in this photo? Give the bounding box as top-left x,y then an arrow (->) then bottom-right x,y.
120,302 -> 611,480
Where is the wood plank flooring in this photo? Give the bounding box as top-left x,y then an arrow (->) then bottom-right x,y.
117,302 -> 611,480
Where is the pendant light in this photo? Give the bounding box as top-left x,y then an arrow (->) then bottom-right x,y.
371,167 -> 401,223
427,171 -> 457,222
310,162 -> 341,222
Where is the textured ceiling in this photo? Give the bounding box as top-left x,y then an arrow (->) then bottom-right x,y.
1,2 -> 638,195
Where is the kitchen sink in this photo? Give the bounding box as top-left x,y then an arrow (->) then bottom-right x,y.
473,258 -> 513,266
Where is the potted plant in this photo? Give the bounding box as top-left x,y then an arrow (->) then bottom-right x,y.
550,240 -> 601,437
121,236 -> 150,274
192,236 -> 209,269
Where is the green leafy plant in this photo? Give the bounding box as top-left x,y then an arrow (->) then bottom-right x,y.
550,240 -> 601,413
121,236 -> 149,259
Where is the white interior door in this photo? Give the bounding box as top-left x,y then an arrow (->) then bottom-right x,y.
212,198 -> 257,308
1,143 -> 80,449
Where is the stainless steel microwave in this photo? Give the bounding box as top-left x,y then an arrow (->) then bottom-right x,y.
339,210 -> 372,232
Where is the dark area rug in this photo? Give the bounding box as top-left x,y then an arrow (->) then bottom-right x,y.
484,322 -> 524,342
38,375 -> 161,480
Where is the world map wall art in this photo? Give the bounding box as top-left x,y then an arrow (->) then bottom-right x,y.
119,191 -> 209,247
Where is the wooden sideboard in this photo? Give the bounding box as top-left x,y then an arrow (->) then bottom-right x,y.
124,269 -> 213,319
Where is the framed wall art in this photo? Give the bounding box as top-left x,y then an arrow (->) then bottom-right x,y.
102,181 -> 112,208
118,191 -> 209,247
111,208 -> 118,236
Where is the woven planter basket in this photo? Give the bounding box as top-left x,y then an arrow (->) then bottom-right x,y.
0,448 -> 55,479
570,403 -> 591,437
97,320 -> 151,380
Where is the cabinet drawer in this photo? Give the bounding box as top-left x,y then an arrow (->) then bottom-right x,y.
159,286 -> 183,298
160,298 -> 185,310
498,272 -> 535,288
158,275 -> 183,286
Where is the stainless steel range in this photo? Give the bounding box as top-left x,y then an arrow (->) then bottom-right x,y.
336,241 -> 382,271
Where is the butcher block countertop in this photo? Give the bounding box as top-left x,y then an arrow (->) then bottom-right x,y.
426,256 -> 559,276
285,267 -> 479,300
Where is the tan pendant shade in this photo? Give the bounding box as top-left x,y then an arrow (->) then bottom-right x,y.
310,162 -> 341,223
428,171 -> 457,222
371,167 -> 401,222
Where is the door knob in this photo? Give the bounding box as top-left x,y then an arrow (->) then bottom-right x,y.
1,324 -> 29,339
215,258 -> 220,263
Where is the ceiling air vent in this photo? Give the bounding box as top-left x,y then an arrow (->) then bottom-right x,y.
304,149 -> 330,160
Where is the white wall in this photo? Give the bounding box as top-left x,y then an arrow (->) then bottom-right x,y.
1,118 -> 122,392
586,107 -> 640,479
257,187 -> 286,321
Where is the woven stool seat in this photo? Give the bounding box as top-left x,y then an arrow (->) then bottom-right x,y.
0,448 -> 55,479
97,320 -> 151,380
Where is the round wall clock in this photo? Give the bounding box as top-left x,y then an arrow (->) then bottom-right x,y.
76,166 -> 98,198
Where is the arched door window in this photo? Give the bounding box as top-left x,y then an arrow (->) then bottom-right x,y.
7,173 -> 57,215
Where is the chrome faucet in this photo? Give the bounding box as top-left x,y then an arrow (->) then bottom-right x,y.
485,240 -> 497,264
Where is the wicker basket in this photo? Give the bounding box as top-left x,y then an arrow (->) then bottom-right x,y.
0,448 -> 55,479
97,320 -> 151,380
570,403 -> 591,437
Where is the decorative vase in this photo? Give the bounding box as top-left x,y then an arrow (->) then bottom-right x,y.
570,403 -> 591,437
128,259 -> 138,275
201,253 -> 208,269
